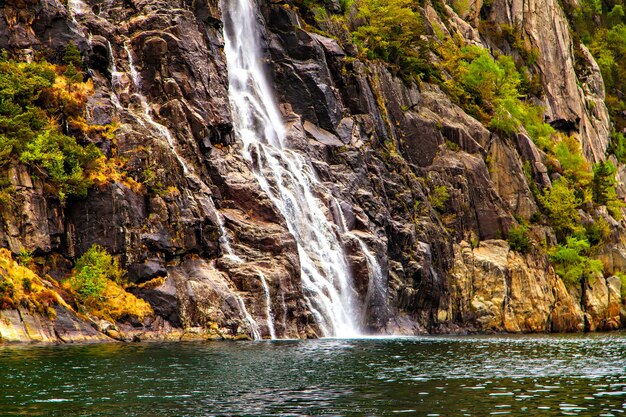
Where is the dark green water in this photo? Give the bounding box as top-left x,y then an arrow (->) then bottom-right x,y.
1,334 -> 625,416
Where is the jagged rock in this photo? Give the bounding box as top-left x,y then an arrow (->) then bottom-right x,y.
584,275 -> 622,331
130,277 -> 181,327
516,133 -> 551,189
450,240 -> 584,332
0,0 -> 623,344
303,121 -> 344,147
488,136 -> 538,219
481,0 -> 610,162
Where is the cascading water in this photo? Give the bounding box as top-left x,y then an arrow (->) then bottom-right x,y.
222,0 -> 363,337
331,197 -> 388,326
122,44 -> 263,340
257,270 -> 277,340
68,0 -> 263,340
67,0 -> 90,31
123,45 -> 191,176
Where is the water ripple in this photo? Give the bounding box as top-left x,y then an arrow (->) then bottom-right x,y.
0,334 -> 625,416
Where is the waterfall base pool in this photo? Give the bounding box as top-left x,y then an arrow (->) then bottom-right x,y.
1,334 -> 625,416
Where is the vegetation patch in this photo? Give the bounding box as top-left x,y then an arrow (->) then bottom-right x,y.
507,225 -> 532,254
564,1 -> 626,131
67,245 -> 152,322
0,43 -> 135,202
0,245 -> 152,325
0,248 -> 66,318
550,237 -> 604,287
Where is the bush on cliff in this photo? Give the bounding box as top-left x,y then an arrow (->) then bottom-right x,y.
68,245 -> 152,321
0,249 -> 62,317
550,237 -> 604,286
349,0 -> 428,77
69,245 -> 124,299
565,2 -> 626,130
539,178 -> 583,241
437,41 -> 555,148
0,47 -> 104,200
507,225 -> 532,254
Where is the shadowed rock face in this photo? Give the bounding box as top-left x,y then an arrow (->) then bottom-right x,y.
0,0 -> 624,343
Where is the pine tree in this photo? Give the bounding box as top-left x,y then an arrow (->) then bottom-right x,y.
592,161 -> 616,206
63,41 -> 83,68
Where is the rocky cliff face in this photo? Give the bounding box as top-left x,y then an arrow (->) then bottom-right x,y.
0,0 -> 624,343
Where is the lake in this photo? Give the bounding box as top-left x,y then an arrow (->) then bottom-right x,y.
1,333 -> 625,416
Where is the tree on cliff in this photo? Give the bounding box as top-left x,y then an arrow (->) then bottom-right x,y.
349,0 -> 428,76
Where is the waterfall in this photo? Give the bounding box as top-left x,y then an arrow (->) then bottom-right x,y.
331,197 -> 388,328
235,296 -> 262,340
257,270 -> 277,340
69,0 -> 262,339
222,0 -> 362,337
106,41 -> 124,112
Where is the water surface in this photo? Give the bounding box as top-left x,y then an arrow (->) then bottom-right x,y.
1,333 -> 625,416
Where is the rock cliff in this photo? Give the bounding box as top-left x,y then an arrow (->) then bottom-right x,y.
0,0 -> 624,343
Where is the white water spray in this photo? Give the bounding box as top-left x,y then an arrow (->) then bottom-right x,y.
357,239 -> 387,324
331,197 -> 387,327
124,45 -> 193,176
106,41 -> 125,111
222,0 -> 362,337
257,270 -> 277,340
235,295 -> 262,340
67,0 -> 90,29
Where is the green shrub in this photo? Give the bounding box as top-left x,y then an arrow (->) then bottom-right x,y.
0,278 -> 15,299
451,0 -> 470,16
609,130 -> 626,163
507,225 -> 532,253
429,185 -> 450,211
550,237 -> 604,286
70,265 -> 107,300
70,245 -> 124,301
63,41 -> 83,69
592,161 -> 617,206
539,178 -> 583,241
347,0 -> 432,78
555,136 -> 592,192
564,1 -> 626,130
0,52 -> 102,199
74,245 -> 125,284
20,130 -> 99,199
444,139 -> 460,151
22,277 -> 33,294
17,249 -> 33,266
584,218 -> 611,246
438,43 -> 554,146
617,271 -> 626,298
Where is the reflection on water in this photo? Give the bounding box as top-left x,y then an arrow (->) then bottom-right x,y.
1,334 -> 625,416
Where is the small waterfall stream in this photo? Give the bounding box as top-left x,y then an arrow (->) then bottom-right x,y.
257,270 -> 277,340
68,0 -> 263,340
332,197 -> 388,325
122,44 -> 265,340
222,0 -> 367,337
